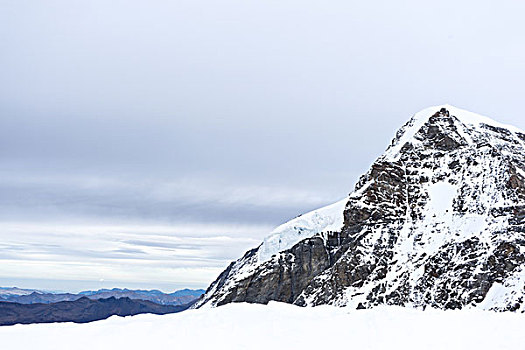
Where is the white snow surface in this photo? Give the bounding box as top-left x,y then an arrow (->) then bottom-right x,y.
1,302 -> 524,350
426,181 -> 457,214
257,197 -> 347,262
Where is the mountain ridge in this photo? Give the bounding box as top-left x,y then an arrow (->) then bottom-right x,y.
0,287 -> 205,306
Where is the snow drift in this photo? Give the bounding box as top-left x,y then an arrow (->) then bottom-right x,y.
1,302 -> 524,350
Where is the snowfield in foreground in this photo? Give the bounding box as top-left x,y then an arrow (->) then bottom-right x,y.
1,302 -> 524,350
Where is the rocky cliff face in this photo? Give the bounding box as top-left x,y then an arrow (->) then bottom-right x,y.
196,105 -> 525,312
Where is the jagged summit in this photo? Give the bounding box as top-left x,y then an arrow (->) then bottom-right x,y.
196,106 -> 525,312
384,104 -> 524,161
409,104 -> 521,132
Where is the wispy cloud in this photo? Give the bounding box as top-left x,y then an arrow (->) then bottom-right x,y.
0,221 -> 270,292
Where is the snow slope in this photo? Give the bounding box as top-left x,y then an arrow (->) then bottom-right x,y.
1,302 -> 524,350
258,198 -> 347,262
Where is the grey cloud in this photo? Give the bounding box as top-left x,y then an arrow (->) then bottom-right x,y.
1,0 -> 525,291
0,171 -> 344,227
123,240 -> 204,251
111,248 -> 147,255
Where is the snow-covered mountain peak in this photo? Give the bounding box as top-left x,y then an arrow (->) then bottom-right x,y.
384,105 -> 525,161
197,105 -> 525,312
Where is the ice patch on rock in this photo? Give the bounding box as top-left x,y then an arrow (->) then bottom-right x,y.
427,181 -> 457,215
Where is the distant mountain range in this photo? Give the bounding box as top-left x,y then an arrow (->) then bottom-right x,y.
0,287 -> 44,296
0,297 -> 189,326
0,287 -> 204,306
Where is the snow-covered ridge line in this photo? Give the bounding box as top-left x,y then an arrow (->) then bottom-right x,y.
444,104 -> 524,134
257,198 -> 347,263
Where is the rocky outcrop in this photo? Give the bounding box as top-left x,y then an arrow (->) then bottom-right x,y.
196,105 -> 525,312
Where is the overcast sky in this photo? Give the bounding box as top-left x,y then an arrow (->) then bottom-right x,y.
1,0 -> 524,292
